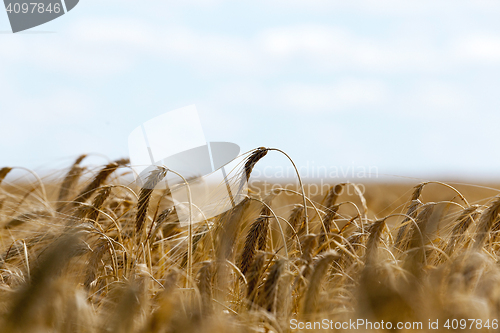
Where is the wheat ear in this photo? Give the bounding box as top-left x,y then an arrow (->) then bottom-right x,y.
301,251 -> 338,317
474,196 -> 500,249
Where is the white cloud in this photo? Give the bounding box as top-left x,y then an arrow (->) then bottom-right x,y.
3,14 -> 500,81
260,25 -> 446,73
417,82 -> 466,112
1,87 -> 94,135
264,0 -> 500,15
159,29 -> 260,72
72,18 -> 157,47
0,34 -> 132,77
454,34 -> 500,64
276,79 -> 389,112
64,18 -> 261,74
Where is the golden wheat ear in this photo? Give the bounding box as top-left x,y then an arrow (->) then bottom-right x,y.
56,154 -> 87,210
0,167 -> 13,186
238,216 -> 269,276
67,158 -> 128,212
318,204 -> 340,250
258,259 -> 285,313
394,199 -> 422,250
323,184 -> 344,208
286,204 -> 305,253
444,205 -> 479,257
243,147 -> 268,182
246,251 -> 266,306
135,166 -> 167,235
197,261 -> 213,316
365,218 -> 386,266
301,251 -> 338,318
474,195 -> 500,250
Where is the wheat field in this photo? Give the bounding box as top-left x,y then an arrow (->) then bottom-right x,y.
1,149 -> 500,332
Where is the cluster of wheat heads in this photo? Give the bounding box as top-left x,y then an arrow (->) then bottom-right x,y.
1,150 -> 500,332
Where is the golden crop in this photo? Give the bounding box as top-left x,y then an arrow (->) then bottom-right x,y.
0,149 -> 499,332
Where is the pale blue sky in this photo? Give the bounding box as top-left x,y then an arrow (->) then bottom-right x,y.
1,0 -> 500,181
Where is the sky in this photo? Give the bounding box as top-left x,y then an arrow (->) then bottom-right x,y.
1,0 -> 500,182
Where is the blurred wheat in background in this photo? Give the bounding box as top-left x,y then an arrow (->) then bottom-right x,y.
1,150 -> 500,332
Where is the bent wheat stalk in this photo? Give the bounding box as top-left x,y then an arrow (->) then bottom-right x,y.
268,148 -> 310,234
